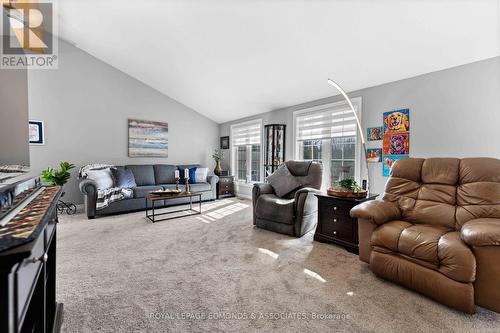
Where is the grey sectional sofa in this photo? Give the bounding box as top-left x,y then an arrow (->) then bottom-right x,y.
79,164 -> 218,219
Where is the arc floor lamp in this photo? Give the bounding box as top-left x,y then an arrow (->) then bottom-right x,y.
327,79 -> 371,193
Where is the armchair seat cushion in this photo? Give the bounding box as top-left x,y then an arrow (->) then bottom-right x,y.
255,194 -> 295,224
372,222 -> 476,282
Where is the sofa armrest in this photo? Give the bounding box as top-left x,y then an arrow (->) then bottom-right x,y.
79,179 -> 97,219
461,218 -> 500,246
294,187 -> 321,216
350,200 -> 401,225
207,174 -> 219,200
79,179 -> 97,195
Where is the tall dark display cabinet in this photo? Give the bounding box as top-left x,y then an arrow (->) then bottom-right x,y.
264,124 -> 286,177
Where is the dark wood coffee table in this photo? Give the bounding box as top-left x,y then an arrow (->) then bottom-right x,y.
145,191 -> 202,223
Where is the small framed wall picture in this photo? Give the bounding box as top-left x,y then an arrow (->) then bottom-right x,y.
220,136 -> 229,149
29,120 -> 45,145
367,126 -> 383,141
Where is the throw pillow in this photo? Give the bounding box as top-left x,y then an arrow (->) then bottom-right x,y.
195,167 -> 209,183
178,167 -> 197,184
266,164 -> 302,197
86,169 -> 114,190
110,168 -> 137,188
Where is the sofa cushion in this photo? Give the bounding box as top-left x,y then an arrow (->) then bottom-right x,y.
86,169 -> 114,190
267,164 -> 301,197
125,165 -> 156,186
255,194 -> 295,224
178,167 -> 196,184
195,167 -> 209,183
190,183 -> 211,192
110,168 -> 137,188
133,185 -> 163,198
154,165 -> 176,184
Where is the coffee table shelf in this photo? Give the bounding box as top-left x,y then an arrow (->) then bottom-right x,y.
145,192 -> 202,223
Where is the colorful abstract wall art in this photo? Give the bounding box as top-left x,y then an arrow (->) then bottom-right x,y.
367,126 -> 383,141
382,108 -> 410,176
383,155 -> 407,177
366,148 -> 382,163
383,133 -> 409,155
383,109 -> 410,133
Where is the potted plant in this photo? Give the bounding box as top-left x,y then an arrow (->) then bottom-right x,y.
327,177 -> 367,198
212,149 -> 224,176
41,162 -> 77,214
41,162 -> 75,187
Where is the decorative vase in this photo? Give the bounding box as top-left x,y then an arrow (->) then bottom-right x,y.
214,160 -> 222,176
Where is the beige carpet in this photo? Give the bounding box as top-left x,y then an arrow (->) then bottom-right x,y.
57,198 -> 500,333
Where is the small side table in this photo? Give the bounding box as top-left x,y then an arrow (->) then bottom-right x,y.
314,193 -> 378,254
216,176 -> 235,199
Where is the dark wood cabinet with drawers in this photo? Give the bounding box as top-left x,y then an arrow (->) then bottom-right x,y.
217,176 -> 235,199
314,193 -> 378,254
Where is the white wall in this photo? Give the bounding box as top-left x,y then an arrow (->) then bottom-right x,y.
0,68 -> 29,166
220,56 -> 500,196
28,41 -> 219,204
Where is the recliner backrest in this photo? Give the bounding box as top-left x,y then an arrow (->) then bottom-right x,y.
383,157 -> 500,230
285,160 -> 322,190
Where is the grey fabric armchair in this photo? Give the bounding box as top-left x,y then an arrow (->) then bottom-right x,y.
252,161 -> 323,237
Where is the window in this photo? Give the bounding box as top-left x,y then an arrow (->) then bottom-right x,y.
231,120 -> 262,183
294,98 -> 361,189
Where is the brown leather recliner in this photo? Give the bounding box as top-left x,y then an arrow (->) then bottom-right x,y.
351,157 -> 500,314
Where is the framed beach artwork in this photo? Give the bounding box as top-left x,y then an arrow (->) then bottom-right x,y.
29,120 -> 45,145
366,148 -> 382,163
367,126 -> 383,141
128,119 -> 168,157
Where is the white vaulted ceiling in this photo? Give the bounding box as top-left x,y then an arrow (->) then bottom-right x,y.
54,0 -> 500,123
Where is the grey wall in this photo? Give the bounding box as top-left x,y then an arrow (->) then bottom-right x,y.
220,56 -> 500,196
28,41 -> 219,204
0,68 -> 29,166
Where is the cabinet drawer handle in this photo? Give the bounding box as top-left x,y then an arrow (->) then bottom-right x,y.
333,218 -> 337,222
32,253 -> 48,263
333,231 -> 337,235
333,207 -> 338,211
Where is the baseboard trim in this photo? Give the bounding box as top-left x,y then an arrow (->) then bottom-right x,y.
236,193 -> 252,200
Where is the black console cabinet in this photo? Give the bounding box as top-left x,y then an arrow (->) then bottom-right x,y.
0,188 -> 63,333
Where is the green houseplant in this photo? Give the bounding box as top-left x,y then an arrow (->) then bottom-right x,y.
41,162 -> 75,186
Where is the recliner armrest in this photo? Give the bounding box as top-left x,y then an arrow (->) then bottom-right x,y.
294,187 -> 321,215
461,218 -> 500,246
253,183 -> 274,197
350,200 -> 401,225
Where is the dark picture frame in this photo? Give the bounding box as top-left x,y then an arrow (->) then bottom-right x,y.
220,136 -> 229,149
29,120 -> 45,145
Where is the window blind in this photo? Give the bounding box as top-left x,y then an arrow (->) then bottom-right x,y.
296,104 -> 358,141
231,121 -> 261,146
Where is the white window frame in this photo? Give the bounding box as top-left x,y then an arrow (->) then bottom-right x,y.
230,118 -> 264,185
292,97 -> 362,189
